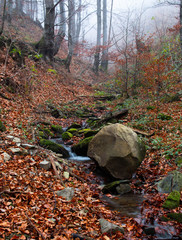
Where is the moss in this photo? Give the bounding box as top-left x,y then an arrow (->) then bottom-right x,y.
51,125 -> 63,134
167,213 -> 182,223
67,128 -> 78,134
39,128 -> 54,139
162,191 -> 180,209
84,130 -> 99,138
62,131 -> 73,141
71,136 -> 93,156
39,139 -> 69,158
0,121 -> 6,132
78,128 -> 92,134
67,123 -> 82,130
102,180 -> 122,194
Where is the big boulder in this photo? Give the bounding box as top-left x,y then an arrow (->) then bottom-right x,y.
87,123 -> 146,179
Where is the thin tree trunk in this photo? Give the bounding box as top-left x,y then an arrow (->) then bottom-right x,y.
0,0 -> 6,35
75,0 -> 81,46
180,0 -> 182,55
93,0 -> 101,74
101,0 -> 108,71
65,0 -> 75,72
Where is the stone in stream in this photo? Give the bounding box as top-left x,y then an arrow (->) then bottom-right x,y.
88,123 -> 146,179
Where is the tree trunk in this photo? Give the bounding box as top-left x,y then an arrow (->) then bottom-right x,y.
0,0 -> 6,35
54,0 -> 66,56
6,0 -> 13,23
180,0 -> 182,55
75,0 -> 81,46
93,0 -> 101,74
65,0 -> 75,71
41,0 -> 55,61
101,0 -> 108,71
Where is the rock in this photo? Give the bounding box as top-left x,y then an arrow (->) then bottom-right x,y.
51,125 -> 63,134
72,136 -> 93,156
157,170 -> 182,193
67,128 -> 78,134
62,131 -> 73,141
143,226 -> 156,236
102,180 -> 130,194
63,171 -> 69,179
0,121 -> 6,132
9,147 -> 22,153
67,123 -> 82,130
39,139 -> 69,158
51,109 -> 63,118
167,213 -> 182,223
12,137 -> 21,146
88,124 -> 146,179
84,130 -> 99,138
116,183 -> 132,195
21,143 -> 36,149
39,128 -> 54,139
0,152 -> 11,162
56,187 -> 74,201
39,160 -> 51,170
162,191 -> 180,209
99,218 -> 124,234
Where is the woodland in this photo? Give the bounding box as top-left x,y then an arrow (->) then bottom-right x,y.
0,0 -> 182,239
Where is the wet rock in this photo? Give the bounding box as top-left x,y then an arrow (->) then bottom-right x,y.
102,180 -> 130,194
39,139 -> 69,158
162,191 -> 180,209
116,183 -> 132,195
157,170 -> 182,193
88,124 -> 146,179
0,152 -> 11,162
39,160 -> 51,170
99,218 -> 124,234
72,136 -> 93,156
143,226 -> 155,236
56,187 -> 74,201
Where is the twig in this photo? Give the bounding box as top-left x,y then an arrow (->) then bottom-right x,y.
49,155 -> 65,187
25,212 -> 46,240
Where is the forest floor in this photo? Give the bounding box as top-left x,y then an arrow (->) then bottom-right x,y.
0,15 -> 182,240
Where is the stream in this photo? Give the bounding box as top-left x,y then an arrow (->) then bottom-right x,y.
52,137 -> 180,240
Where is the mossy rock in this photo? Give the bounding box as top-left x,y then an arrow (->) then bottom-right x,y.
157,113 -> 172,120
67,123 -> 82,130
162,191 -> 180,209
102,180 -> 130,194
0,121 -> 6,132
78,128 -> 92,134
62,131 -> 73,141
67,128 -> 78,134
84,130 -> 99,138
175,157 -> 182,167
71,136 -> 93,156
39,139 -> 69,158
157,170 -> 182,193
39,128 -> 54,139
51,125 -> 63,134
167,213 -> 182,223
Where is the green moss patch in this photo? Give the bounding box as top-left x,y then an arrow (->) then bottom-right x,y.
71,136 -> 93,156
162,191 -> 180,209
84,130 -> 99,138
51,125 -> 63,134
39,139 -> 69,158
62,132 -> 73,141
167,213 -> 182,223
67,123 -> 82,130
67,128 -> 78,134
39,128 -> 54,139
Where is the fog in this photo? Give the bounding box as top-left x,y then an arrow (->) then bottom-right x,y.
82,0 -> 179,44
